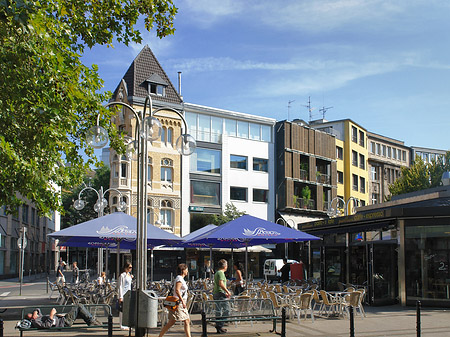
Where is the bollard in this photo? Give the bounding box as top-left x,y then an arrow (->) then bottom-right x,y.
201,311 -> 207,337
0,318 -> 3,337
29,269 -> 31,279
108,314 -> 112,337
349,305 -> 355,337
416,300 -> 421,337
281,307 -> 286,337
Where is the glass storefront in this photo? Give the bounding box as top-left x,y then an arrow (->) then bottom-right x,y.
405,223 -> 450,306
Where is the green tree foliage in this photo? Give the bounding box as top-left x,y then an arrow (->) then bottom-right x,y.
388,152 -> 450,197
0,0 -> 177,215
212,202 -> 246,226
61,166 -> 110,229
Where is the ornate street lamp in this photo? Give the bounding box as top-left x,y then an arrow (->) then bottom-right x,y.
73,185 -> 126,277
85,95 -> 195,336
276,217 -> 295,259
327,196 -> 360,217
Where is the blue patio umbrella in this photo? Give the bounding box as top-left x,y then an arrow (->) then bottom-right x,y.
48,212 -> 182,248
184,214 -> 320,284
178,224 -> 218,278
48,212 -> 183,278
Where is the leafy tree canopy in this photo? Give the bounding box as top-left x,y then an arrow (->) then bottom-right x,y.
212,202 -> 246,226
0,0 -> 177,216
61,165 -> 110,229
388,152 -> 450,198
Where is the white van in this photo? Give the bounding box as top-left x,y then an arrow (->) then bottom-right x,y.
263,259 -> 298,281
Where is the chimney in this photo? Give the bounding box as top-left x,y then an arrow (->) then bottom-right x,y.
177,71 -> 183,100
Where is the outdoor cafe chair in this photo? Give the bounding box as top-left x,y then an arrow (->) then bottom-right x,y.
341,290 -> 365,318
311,289 -> 323,314
268,291 -> 291,318
319,290 -> 339,317
292,292 -> 315,324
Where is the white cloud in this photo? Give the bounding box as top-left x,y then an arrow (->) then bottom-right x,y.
181,0 -> 244,27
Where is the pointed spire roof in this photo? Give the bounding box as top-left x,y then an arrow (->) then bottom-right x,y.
114,45 -> 182,105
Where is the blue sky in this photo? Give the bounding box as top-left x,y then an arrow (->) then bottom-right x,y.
82,0 -> 450,151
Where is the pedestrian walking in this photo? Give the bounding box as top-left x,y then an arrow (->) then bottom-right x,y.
159,263 -> 191,337
213,259 -> 231,334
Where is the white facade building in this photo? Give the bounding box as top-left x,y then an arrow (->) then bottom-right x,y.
181,103 -> 276,236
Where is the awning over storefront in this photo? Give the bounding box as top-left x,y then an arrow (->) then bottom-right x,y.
279,212 -> 324,230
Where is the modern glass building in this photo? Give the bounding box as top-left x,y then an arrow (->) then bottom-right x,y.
300,185 -> 450,307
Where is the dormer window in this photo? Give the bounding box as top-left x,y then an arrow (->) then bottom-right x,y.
150,83 -> 165,96
145,73 -> 168,97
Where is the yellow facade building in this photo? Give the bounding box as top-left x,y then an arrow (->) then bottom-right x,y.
311,119 -> 369,212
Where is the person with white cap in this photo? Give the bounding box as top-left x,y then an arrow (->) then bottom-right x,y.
56,261 -> 66,285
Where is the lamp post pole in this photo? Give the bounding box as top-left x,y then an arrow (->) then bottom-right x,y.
18,227 -> 27,296
86,95 -> 196,337
276,218 -> 294,259
74,185 -> 126,277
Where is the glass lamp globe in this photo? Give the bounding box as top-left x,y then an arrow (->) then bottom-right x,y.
93,201 -> 102,213
141,117 -> 162,141
118,201 -> 127,211
100,198 -> 108,208
176,134 -> 196,156
73,199 -> 85,211
86,126 -> 109,149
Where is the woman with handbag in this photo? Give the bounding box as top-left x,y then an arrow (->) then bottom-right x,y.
118,262 -> 133,330
159,263 -> 191,337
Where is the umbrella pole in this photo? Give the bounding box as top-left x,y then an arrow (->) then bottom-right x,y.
116,240 -> 121,281
245,243 -> 248,290
230,248 -> 234,281
151,248 -> 154,282
105,245 -> 109,280
209,245 -> 213,280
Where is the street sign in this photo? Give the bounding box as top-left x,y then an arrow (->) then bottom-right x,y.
17,237 -> 27,249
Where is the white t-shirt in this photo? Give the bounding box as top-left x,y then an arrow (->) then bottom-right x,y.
118,272 -> 132,300
173,275 -> 188,302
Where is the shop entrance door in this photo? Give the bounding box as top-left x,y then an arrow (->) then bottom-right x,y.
369,242 -> 398,305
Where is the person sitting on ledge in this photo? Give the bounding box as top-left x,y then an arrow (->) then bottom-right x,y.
25,304 -> 102,329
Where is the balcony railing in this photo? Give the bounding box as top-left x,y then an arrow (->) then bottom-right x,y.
300,169 -> 309,180
295,198 -> 315,210
316,173 -> 331,185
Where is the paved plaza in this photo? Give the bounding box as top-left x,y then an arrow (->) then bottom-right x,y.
0,275 -> 449,336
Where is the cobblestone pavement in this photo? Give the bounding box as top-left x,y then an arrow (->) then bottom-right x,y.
1,276 -> 449,336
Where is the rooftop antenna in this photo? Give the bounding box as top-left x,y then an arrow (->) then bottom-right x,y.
319,106 -> 333,119
287,100 -> 295,121
302,96 -> 316,122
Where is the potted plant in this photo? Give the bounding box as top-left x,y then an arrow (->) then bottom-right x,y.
301,186 -> 311,208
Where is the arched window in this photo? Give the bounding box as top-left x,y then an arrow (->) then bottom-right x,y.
120,155 -> 128,178
167,127 -> 173,146
161,127 -> 166,144
112,196 -> 118,204
160,200 -> 173,229
146,199 -> 154,223
147,157 -> 153,183
161,158 -> 173,183
112,155 -> 119,178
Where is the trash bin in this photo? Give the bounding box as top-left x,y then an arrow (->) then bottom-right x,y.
123,290 -> 158,328
139,290 -> 158,328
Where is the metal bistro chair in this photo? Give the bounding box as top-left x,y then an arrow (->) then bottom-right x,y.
292,292 -> 315,323
268,291 -> 291,318
342,290 -> 365,319
319,290 -> 339,317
